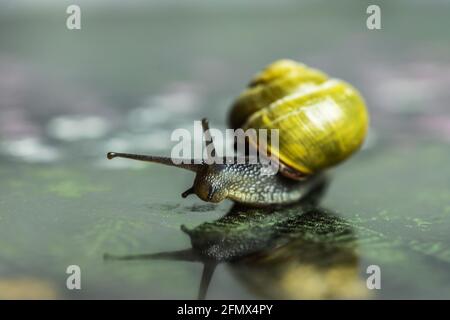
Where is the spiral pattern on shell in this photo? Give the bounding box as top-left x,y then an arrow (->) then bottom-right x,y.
228,59 -> 369,177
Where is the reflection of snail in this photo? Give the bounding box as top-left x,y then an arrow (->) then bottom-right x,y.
105,178 -> 369,299
107,60 -> 369,206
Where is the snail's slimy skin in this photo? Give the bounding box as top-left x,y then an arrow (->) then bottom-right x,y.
192,162 -> 325,206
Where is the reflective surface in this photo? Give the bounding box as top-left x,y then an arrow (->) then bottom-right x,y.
0,1 -> 450,299
106,178 -> 372,300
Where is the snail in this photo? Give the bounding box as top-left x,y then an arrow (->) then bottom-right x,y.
107,59 -> 369,206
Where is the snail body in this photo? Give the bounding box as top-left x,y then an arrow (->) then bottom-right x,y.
107,59 -> 368,206
190,161 -> 325,206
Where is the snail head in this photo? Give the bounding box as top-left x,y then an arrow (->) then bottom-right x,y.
106,118 -> 229,203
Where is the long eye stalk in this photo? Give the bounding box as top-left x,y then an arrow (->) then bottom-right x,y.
107,152 -> 201,172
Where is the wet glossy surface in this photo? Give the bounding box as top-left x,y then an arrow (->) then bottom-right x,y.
0,1 -> 450,299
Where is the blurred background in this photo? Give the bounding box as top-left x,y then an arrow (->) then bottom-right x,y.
0,0 -> 450,299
